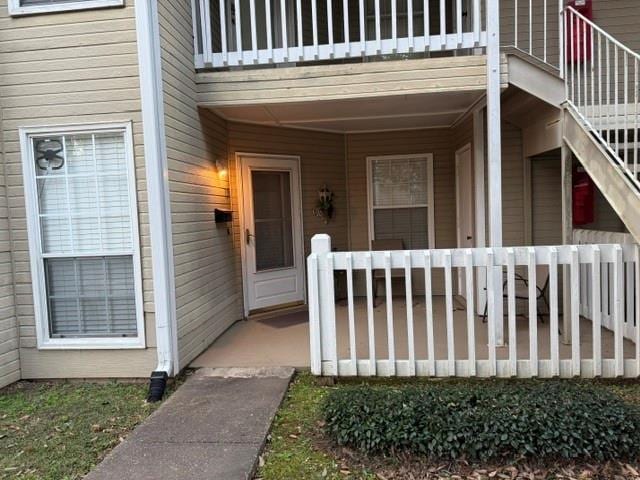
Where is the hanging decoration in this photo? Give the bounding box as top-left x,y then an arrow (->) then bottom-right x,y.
313,184 -> 334,224
35,137 -> 65,171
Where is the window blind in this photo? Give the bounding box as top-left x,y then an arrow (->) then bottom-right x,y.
371,157 -> 431,250
32,131 -> 138,339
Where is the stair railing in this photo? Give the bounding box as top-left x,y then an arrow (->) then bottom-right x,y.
564,6 -> 640,192
501,0 -> 565,73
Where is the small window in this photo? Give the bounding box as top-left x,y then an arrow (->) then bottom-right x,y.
20,124 -> 145,349
367,154 -> 435,250
8,0 -> 124,16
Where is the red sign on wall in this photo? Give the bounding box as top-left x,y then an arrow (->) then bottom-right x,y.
566,0 -> 593,63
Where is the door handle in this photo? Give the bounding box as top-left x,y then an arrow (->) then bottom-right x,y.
467,236 -> 473,240
246,228 -> 255,244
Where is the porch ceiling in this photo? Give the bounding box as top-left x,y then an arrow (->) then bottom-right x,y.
210,90 -> 484,133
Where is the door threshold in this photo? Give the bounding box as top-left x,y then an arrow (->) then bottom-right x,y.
247,302 -> 307,321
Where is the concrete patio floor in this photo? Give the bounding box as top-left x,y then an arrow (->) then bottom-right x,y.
191,297 -> 635,369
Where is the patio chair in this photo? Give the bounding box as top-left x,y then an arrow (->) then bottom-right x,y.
371,239 -> 405,307
481,270 -> 551,323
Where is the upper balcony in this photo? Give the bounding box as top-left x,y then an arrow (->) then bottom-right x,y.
192,0 -> 488,69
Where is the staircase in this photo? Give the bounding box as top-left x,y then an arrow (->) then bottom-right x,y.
560,7 -> 640,242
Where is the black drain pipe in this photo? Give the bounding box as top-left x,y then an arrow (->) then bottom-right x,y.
147,371 -> 168,402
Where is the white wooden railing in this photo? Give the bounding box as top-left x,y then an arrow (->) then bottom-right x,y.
564,6 -> 640,191
308,234 -> 640,378
574,229 -> 639,342
501,0 -> 564,71
192,0 -> 488,68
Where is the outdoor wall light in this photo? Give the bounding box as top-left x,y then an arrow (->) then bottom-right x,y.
215,159 -> 228,180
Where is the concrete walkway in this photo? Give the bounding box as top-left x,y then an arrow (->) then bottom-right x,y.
86,367 -> 294,480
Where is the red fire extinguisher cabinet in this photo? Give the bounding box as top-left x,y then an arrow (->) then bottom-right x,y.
573,166 -> 595,226
567,0 -> 593,63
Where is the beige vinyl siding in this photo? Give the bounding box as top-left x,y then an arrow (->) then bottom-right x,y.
196,55 -> 501,107
157,1 -> 242,368
593,1 -> 640,53
501,121 -> 526,247
227,122 -> 348,256
452,116 -> 474,155
0,146 -> 20,388
0,1 -> 155,378
531,152 -> 563,246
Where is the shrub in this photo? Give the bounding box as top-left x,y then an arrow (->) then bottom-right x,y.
322,381 -> 640,462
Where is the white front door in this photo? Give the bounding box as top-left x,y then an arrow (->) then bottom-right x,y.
240,154 -> 305,313
456,145 -> 475,296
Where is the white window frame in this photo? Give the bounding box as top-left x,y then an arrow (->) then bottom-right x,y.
366,153 -> 436,249
20,122 -> 145,350
8,0 -> 124,16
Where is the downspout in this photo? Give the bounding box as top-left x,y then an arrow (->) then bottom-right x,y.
135,0 -> 179,401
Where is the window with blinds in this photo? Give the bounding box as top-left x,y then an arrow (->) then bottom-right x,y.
369,154 -> 434,250
9,0 -> 124,16
22,125 -> 143,347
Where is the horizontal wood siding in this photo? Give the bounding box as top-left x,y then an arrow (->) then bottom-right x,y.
0,1 -> 155,378
158,1 -> 243,368
196,55 -> 504,107
0,145 -> 20,388
531,152 -> 562,246
592,1 -> 640,54
227,122 -> 348,257
501,121 -> 526,247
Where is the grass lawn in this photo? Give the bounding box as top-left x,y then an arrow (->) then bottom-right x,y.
0,381 -> 170,480
256,373 -> 640,480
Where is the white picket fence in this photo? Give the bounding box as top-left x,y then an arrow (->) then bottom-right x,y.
193,0 -> 487,68
574,229 -> 638,342
308,234 -> 640,378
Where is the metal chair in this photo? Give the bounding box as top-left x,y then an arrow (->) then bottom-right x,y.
481,271 -> 551,323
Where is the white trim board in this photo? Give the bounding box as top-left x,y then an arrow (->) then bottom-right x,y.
19,122 -> 146,350
8,0 -> 124,16
135,0 -> 179,374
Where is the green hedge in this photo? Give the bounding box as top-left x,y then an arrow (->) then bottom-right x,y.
322,381 -> 640,462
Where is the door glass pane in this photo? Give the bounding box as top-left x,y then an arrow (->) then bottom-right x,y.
252,170 -> 294,271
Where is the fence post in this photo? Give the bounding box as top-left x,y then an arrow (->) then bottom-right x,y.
311,234 -> 337,375
307,252 -> 322,375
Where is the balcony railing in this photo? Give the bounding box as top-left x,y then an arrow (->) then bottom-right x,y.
193,0 -> 487,68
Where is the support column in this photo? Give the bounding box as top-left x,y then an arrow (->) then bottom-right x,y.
486,0 -> 504,345
561,143 -> 573,345
473,109 -> 487,316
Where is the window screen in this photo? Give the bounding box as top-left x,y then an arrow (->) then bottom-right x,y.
31,130 -> 138,339
252,170 -> 294,271
370,156 -> 431,249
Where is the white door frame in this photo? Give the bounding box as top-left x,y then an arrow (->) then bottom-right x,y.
455,143 -> 475,296
236,152 -> 306,317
